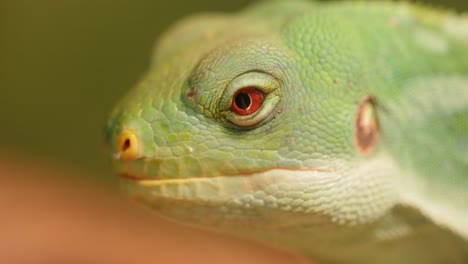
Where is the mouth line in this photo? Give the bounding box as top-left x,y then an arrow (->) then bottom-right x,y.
117,166 -> 333,182
118,173 -> 147,181
116,167 -> 339,203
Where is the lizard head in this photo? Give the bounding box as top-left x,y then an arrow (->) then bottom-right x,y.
105,1 -> 398,249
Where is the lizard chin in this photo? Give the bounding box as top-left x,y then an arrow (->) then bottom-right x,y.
117,168 -> 345,220
117,156 -> 398,231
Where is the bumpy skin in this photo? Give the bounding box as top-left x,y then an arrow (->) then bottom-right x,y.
105,1 -> 468,263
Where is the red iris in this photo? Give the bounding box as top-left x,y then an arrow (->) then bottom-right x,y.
230,87 -> 265,115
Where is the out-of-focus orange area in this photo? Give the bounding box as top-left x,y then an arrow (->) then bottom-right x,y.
0,155 -> 310,263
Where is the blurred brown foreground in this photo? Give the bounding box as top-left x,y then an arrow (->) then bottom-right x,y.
0,153 -> 310,264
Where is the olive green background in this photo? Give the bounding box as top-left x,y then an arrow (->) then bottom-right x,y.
0,0 -> 466,186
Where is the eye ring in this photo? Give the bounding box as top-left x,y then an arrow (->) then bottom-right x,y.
230,87 -> 265,116
219,71 -> 282,128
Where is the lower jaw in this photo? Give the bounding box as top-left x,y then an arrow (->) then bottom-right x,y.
118,168 -> 331,202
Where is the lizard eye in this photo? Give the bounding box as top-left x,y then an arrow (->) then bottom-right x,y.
230,87 -> 265,116
220,71 -> 281,128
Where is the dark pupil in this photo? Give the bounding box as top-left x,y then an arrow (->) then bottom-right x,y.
235,92 -> 251,110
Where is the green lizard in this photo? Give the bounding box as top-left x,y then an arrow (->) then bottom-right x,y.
105,1 -> 468,263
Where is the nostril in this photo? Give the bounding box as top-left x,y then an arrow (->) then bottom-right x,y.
115,129 -> 140,160
121,138 -> 131,152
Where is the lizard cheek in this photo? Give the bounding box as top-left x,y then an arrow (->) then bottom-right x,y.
114,129 -> 141,161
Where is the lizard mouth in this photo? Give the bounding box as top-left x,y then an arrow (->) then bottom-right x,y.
118,173 -> 147,181
116,165 -> 333,182
111,152 -> 333,182
118,168 -> 334,201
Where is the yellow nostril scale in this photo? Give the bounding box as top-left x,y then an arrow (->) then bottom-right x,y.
115,129 -> 141,160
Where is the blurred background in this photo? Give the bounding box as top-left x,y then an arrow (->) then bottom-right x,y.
0,0 -> 466,188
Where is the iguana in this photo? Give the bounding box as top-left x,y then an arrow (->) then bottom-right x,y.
105,1 -> 468,263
